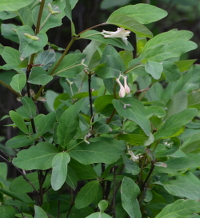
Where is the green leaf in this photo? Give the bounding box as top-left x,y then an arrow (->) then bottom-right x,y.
106,14 -> 153,38
145,106 -> 166,118
165,91 -> 188,120
155,199 -> 200,218
0,205 -> 15,218
35,49 -> 56,70
69,159 -> 97,180
123,155 -> 140,175
145,60 -> 163,79
94,95 -> 114,113
98,200 -> 109,213
86,213 -> 112,218
16,25 -> 48,59
12,142 -> 58,170
66,166 -> 78,189
162,171 -> 200,200
1,47 -> 21,68
28,67 -> 53,85
49,53 -> 85,77
34,112 -> 56,137
0,162 -> 7,180
21,97 -> 37,118
154,157 -> 193,174
34,205 -> 48,218
108,4 -> 167,24
32,4 -> 64,32
9,110 -> 29,134
121,177 -> 141,218
75,180 -> 101,209
10,72 -> 26,94
9,172 -> 50,193
80,30 -> 133,51
18,6 -> 33,26
140,40 -> 197,62
154,108 -> 198,140
0,0 -> 33,12
113,97 -> 151,136
68,137 -> 124,164
162,61 -> 181,82
6,135 -> 34,148
57,99 -> 85,148
51,152 -> 70,191
142,30 -> 194,51
1,24 -> 19,43
188,90 -> 200,109
118,134 -> 149,146
175,59 -> 196,72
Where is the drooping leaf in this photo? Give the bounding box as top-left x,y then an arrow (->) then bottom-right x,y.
57,99 -> 85,148
107,4 -> 167,24
121,177 -> 141,218
68,137 -> 125,165
162,171 -> 200,200
113,97 -> 151,136
21,96 -> 37,118
75,180 -> 101,209
28,67 -> 53,85
155,199 -> 200,218
0,0 -> 33,12
12,142 -> 58,170
34,205 -> 48,218
51,152 -> 70,191
145,106 -> 166,118
106,14 -> 153,38
154,108 -> 198,140
16,25 -> 48,59
10,72 -> 26,94
9,110 -> 29,134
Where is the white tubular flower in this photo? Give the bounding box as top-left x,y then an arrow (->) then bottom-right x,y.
102,27 -> 131,45
116,78 -> 125,98
123,76 -> 130,94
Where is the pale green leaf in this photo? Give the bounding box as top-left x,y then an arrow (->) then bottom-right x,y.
12,142 -> 58,170
51,152 -> 70,191
50,53 -> 85,77
34,205 -> 48,218
9,110 -> 29,134
121,177 -> 141,218
0,0 -> 33,12
10,72 -> 26,94
145,60 -> 163,79
86,212 -> 112,218
6,135 -> 34,148
1,24 -> 19,43
155,199 -> 200,218
108,4 -> 167,24
28,67 -> 53,85
16,25 -> 48,59
98,200 -> 109,213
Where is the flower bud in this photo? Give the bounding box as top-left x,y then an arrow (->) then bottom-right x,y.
24,33 -> 39,41
116,78 -> 125,98
123,76 -> 130,94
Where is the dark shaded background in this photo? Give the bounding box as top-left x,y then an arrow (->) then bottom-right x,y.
0,0 -> 200,163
